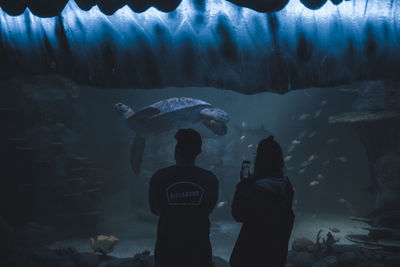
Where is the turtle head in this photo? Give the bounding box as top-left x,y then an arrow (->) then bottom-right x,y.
203,120 -> 228,136
114,103 -> 135,120
200,108 -> 230,136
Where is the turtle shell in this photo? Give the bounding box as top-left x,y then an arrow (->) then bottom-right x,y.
133,97 -> 212,119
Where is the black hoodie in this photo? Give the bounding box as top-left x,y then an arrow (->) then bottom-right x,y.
230,176 -> 295,267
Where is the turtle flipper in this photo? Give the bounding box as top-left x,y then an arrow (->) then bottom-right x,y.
130,135 -> 146,174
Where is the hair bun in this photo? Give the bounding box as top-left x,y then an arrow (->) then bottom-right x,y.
267,135 -> 275,142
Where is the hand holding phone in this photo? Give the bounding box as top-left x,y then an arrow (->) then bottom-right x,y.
240,160 -> 251,180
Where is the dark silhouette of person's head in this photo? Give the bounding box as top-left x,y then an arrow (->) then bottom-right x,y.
174,128 -> 202,161
253,135 -> 284,179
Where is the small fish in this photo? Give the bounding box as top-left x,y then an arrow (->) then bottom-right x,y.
314,109 -> 322,118
287,145 -> 296,153
321,56 -> 327,66
299,169 -> 305,174
336,157 -> 347,163
248,144 -> 254,148
309,181 -> 319,186
308,154 -> 317,161
338,198 -> 347,203
301,161 -> 310,167
308,131 -> 317,138
322,160 -> 330,166
299,114 -> 311,120
240,135 -> 245,142
284,155 -> 293,162
327,138 -> 338,144
317,174 -> 324,180
292,139 -> 301,145
217,201 -> 227,208
320,100 -> 328,106
241,121 -> 246,128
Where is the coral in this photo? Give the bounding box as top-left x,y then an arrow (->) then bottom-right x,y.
329,227 -> 340,233
90,235 -> 119,255
323,232 -> 339,246
315,229 -> 323,251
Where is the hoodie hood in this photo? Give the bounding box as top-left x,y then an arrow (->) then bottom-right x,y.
255,176 -> 289,196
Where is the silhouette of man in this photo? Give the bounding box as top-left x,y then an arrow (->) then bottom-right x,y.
149,128 -> 219,267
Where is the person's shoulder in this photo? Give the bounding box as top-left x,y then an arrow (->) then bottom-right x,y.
151,165 -> 175,179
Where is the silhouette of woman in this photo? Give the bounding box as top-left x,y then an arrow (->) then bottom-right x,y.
230,136 -> 295,267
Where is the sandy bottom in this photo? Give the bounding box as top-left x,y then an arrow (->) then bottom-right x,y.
48,212 -> 369,261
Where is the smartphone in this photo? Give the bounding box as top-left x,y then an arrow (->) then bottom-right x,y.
240,160 -> 251,180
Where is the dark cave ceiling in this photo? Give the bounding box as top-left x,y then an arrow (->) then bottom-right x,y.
0,0 -> 347,16
0,0 -> 399,94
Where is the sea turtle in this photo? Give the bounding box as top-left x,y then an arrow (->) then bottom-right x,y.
114,97 -> 230,173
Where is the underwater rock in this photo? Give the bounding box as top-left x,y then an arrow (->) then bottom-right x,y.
52,124 -> 80,157
287,244 -> 400,267
329,81 -> 400,235
329,82 -> 400,125
292,237 -> 315,252
338,251 -> 362,265
352,81 -> 400,112
23,87 -> 74,126
74,252 -> 106,267
5,248 -> 230,267
374,153 -> 400,211
19,222 -> 59,248
328,111 -> 400,124
351,82 -> 387,111
376,239 -> 400,249
291,251 -> 315,266
323,256 -> 339,266
90,235 -> 119,255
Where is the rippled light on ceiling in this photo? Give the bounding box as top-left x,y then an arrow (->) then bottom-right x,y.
0,0 -> 397,53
